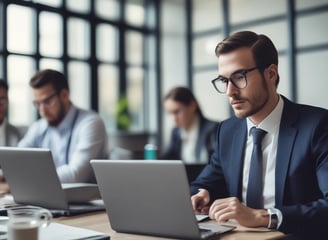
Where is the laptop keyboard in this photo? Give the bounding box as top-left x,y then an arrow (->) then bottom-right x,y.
200,228 -> 216,238
199,222 -> 236,239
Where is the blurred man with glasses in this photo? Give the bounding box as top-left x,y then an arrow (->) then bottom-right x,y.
190,31 -> 328,239
17,69 -> 108,184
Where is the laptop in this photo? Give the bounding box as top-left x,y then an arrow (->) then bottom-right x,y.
0,147 -> 105,217
91,160 -> 235,239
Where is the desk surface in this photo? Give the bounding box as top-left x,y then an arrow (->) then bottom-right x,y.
54,211 -> 286,240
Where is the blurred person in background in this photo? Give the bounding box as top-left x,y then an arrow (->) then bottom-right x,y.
160,86 -> 219,164
17,69 -> 108,184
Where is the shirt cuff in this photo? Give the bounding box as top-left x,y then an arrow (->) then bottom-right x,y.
267,207 -> 283,229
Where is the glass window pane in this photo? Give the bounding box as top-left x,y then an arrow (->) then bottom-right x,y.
146,36 -> 156,68
192,0 -> 223,32
161,0 -> 186,35
7,55 -> 36,126
296,0 -> 328,10
40,11 -> 63,57
39,58 -> 63,72
33,0 -> 62,7
233,21 -> 288,51
125,0 -> 145,27
144,36 -> 157,132
193,34 -> 223,67
230,0 -> 286,24
98,64 -> 119,131
7,5 -> 36,54
66,0 -> 90,14
125,30 -> 143,65
68,18 -> 90,59
193,71 -> 229,122
127,67 -> 144,130
276,55 -> 290,99
145,0 -> 156,29
96,24 -> 119,62
145,67 -> 157,132
296,12 -> 328,48
95,0 -> 120,20
68,61 -> 90,109
297,50 -> 328,109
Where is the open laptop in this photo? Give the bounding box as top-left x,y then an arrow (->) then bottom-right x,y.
0,147 -> 105,217
91,160 -> 235,239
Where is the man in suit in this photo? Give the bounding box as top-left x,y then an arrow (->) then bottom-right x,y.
160,87 -> 219,182
190,31 -> 328,239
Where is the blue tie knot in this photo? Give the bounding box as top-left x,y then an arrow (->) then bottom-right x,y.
251,127 -> 267,145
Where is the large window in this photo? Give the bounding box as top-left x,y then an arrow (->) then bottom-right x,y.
0,0 -> 159,134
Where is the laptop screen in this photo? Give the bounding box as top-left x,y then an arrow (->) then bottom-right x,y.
0,147 -> 69,210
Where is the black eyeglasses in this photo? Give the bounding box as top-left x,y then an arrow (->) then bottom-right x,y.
211,67 -> 258,93
33,92 -> 58,109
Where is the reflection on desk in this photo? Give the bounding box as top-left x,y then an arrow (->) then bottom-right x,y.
55,211 -> 286,240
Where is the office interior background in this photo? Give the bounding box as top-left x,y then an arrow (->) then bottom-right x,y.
1,0 -> 328,153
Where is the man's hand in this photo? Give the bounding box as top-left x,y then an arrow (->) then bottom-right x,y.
191,189 -> 210,214
209,197 -> 269,228
0,175 -> 10,194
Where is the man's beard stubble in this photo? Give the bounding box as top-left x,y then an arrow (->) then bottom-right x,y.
48,101 -> 66,127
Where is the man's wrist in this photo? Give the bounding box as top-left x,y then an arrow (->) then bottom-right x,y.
267,208 -> 282,229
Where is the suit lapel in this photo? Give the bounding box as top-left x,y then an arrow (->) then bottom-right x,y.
230,121 -> 247,199
176,129 -> 183,159
275,98 -> 298,206
195,118 -> 206,161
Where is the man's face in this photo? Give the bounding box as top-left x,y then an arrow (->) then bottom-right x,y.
0,88 -> 8,124
163,99 -> 196,130
33,84 -> 67,127
218,47 -> 272,124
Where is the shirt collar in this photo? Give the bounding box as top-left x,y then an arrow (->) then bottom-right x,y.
247,95 -> 284,136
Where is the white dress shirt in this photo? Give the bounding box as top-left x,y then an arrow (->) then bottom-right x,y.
242,95 -> 284,228
181,117 -> 208,164
242,95 -> 284,208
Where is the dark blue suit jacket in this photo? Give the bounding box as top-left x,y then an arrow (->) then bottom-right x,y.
191,96 -> 328,237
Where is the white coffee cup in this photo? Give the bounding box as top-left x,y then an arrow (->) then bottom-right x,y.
7,206 -> 52,240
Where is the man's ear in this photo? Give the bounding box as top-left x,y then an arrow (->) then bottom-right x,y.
189,100 -> 198,112
59,89 -> 70,102
266,64 -> 278,84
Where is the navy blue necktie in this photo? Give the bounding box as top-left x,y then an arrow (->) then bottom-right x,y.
246,127 -> 267,209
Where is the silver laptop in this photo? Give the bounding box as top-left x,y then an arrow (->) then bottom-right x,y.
91,160 -> 235,239
0,147 -> 104,216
